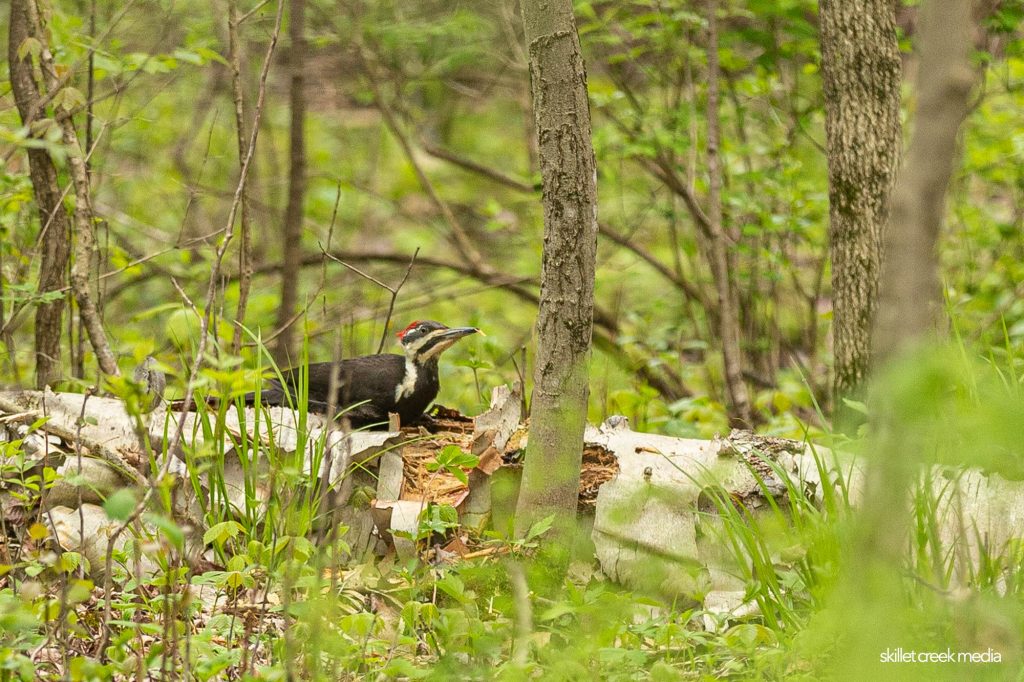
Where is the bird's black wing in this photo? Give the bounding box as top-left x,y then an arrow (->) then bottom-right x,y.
282,354 -> 407,422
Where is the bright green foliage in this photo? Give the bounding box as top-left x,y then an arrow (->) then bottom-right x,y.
2,0 -> 1024,678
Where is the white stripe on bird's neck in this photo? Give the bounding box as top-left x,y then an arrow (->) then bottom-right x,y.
395,356 -> 419,401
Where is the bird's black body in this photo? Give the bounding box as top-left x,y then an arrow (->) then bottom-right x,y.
252,353 -> 440,427
232,321 -> 478,428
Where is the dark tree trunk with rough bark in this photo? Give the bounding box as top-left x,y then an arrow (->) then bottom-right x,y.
819,0 -> 901,420
8,0 -> 73,388
274,0 -> 307,364
513,0 -> 599,550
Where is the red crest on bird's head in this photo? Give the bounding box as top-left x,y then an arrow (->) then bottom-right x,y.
396,321 -> 422,339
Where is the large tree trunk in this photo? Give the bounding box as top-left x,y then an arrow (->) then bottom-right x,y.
8,1 -> 73,388
273,0 -> 307,364
819,0 -> 901,421
513,0 -> 599,552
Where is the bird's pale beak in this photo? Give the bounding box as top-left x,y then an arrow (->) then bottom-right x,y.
440,327 -> 482,340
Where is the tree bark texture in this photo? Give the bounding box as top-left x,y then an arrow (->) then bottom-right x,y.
274,0 -> 307,364
514,0 -> 599,544
8,1 -> 73,388
819,0 -> 901,406
706,0 -> 752,426
37,30 -> 121,377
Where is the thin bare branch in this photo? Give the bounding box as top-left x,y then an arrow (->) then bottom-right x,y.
705,0 -> 751,424
421,141 -> 537,194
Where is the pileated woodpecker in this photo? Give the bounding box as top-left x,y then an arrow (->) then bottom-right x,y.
176,321 -> 479,428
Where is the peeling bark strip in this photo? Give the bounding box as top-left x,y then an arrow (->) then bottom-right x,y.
7,0 -> 73,388
514,1 -> 599,542
819,0 -> 901,404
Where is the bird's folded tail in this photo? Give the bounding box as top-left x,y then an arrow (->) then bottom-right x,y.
168,385 -> 292,412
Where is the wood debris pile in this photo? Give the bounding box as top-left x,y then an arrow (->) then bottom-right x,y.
398,408 -> 476,507
578,445 -> 619,511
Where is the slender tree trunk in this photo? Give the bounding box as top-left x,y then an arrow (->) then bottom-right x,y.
9,1 -> 73,388
706,0 -> 752,426
9,0 -> 84,385
29,3 -> 119,378
819,0 -> 901,422
873,11 -> 975,360
273,0 -> 307,364
228,0 -> 255,355
841,2 -> 977,669
513,0 -> 599,553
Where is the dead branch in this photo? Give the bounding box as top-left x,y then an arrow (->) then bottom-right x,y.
0,395 -> 145,487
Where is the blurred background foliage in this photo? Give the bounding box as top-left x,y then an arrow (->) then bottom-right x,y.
0,0 -> 1022,435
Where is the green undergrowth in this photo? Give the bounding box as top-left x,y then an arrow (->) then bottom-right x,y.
1,342 -> 1023,680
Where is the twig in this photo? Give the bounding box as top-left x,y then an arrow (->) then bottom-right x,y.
239,0 -> 273,24
420,141 -> 537,194
598,222 -> 712,311
319,247 -> 420,353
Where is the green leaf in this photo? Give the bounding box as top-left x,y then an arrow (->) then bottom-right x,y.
226,554 -> 248,572
103,488 -> 137,521
58,551 -> 81,573
16,37 -> 42,61
525,514 -> 556,541
55,87 -> 87,113
203,521 -> 246,547
144,513 -> 184,550
841,398 -> 869,416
